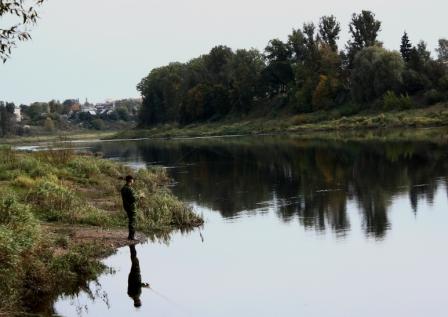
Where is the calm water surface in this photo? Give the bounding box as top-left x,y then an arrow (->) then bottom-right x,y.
52,135 -> 448,317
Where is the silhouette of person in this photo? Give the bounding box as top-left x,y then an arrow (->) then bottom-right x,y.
128,244 -> 150,307
121,175 -> 137,240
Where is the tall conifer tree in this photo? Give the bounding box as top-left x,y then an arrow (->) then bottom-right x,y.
400,31 -> 412,62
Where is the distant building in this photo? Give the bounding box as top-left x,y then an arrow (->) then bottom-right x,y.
63,99 -> 81,112
81,105 -> 96,113
95,101 -> 115,113
71,103 -> 81,112
14,107 -> 22,122
81,98 -> 96,113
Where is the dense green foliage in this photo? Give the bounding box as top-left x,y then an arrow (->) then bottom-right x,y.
0,98 -> 141,137
0,101 -> 17,136
351,47 -> 404,103
137,10 -> 448,127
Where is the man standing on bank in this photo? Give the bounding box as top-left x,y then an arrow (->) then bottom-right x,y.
121,175 -> 138,240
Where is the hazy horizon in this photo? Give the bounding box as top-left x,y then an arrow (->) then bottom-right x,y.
1,0 -> 446,105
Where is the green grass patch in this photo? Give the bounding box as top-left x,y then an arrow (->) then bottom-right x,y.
0,144 -> 203,314
111,102 -> 448,140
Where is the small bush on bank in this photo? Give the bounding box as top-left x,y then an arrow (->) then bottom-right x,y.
27,179 -> 117,226
135,167 -> 170,193
67,157 -> 102,179
91,119 -> 106,131
424,89 -> 445,105
30,180 -> 79,221
383,91 -> 413,110
36,148 -> 75,165
335,103 -> 361,117
132,168 -> 203,231
0,194 -> 40,310
96,158 -> 122,178
137,191 -> 203,231
18,155 -> 56,178
14,175 -> 37,189
0,169 -> 21,181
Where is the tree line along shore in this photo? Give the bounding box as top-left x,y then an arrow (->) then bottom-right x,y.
0,144 -> 203,315
136,10 -> 448,131
3,11 -> 448,142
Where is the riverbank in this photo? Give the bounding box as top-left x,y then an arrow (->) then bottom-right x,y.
0,131 -> 118,145
113,103 -> 448,140
0,146 -> 203,315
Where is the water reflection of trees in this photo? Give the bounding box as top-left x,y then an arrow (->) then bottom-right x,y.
91,137 -> 448,239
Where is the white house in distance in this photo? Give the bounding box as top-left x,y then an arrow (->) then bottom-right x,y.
14,107 -> 22,122
80,99 -> 96,113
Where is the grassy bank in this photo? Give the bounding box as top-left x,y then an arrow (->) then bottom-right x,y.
0,145 -> 203,315
112,103 -> 448,139
1,130 -> 117,145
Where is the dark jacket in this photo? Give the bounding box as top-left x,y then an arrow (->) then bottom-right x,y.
121,184 -> 137,212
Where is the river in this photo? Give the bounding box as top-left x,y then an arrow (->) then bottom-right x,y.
48,134 -> 448,317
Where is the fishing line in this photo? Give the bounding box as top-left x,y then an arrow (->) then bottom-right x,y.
148,287 -> 192,316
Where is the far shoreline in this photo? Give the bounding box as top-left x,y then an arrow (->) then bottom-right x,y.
2,102 -> 448,146
111,104 -> 448,143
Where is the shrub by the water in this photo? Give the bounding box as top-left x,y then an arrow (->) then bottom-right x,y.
67,156 -> 102,179
13,175 -> 37,189
383,91 -> 413,110
424,89 -> 445,105
0,194 -> 40,311
137,191 -> 203,231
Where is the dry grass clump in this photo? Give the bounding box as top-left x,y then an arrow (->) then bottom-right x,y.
131,167 -> 203,231
137,191 -> 203,231
13,175 -> 36,189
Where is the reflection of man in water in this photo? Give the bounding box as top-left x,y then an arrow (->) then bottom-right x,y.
128,245 -> 150,307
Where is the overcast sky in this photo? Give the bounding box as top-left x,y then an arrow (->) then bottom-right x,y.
0,0 -> 446,105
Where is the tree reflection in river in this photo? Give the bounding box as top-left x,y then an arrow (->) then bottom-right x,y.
89,136 -> 448,239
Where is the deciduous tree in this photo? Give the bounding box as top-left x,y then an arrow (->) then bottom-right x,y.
0,0 -> 45,62
346,10 -> 382,67
436,38 -> 448,63
0,102 -> 17,136
265,39 -> 291,63
318,15 -> 341,52
351,46 -> 404,103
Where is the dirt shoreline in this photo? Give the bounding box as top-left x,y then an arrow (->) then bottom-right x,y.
42,223 -> 145,255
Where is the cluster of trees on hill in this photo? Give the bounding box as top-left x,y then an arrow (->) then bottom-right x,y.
0,98 -> 141,136
137,11 -> 448,126
0,102 -> 17,136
